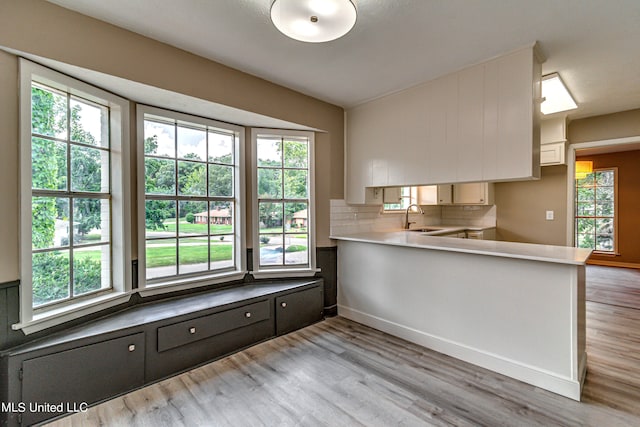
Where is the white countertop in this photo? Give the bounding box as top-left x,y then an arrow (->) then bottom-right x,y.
330,231 -> 592,265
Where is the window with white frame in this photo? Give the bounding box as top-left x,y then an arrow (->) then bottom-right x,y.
19,60 -> 130,332
251,129 -> 316,274
138,106 -> 244,290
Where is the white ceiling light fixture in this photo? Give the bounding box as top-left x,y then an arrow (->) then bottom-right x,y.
541,73 -> 578,115
270,0 -> 357,43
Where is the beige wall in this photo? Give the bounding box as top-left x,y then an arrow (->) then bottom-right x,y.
0,1 -> 344,282
495,108 -> 640,247
569,108 -> 640,143
494,165 -> 568,245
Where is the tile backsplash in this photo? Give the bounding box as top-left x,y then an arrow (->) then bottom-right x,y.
330,199 -> 496,236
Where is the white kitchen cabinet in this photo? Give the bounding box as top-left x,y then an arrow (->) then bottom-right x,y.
345,44 -> 542,204
418,185 -> 452,205
453,183 -> 494,205
540,117 -> 567,166
540,142 -> 566,165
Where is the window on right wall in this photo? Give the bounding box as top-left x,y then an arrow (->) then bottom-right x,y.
575,168 -> 617,253
251,129 -> 316,277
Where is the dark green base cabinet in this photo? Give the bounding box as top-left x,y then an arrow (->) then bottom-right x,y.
0,279 -> 323,426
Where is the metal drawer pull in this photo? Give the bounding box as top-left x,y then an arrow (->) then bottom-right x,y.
245,312 -> 251,318
128,344 -> 136,352
281,302 -> 287,308
189,327 -> 196,334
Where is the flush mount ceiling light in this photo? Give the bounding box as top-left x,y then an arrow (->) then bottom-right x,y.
270,0 -> 357,43
541,73 -> 578,115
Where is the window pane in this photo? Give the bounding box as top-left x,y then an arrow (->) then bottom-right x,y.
259,234 -> 283,266
257,168 -> 282,198
145,158 -> 176,195
179,237 -> 208,274
74,246 -> 109,296
285,202 -> 307,233
70,97 -> 108,147
208,164 -> 233,197
259,202 -> 283,233
284,236 -> 308,266
178,200 -> 208,236
209,132 -> 233,164
596,235 -> 614,252
73,198 -> 110,245
284,138 -> 308,168
178,161 -> 206,196
32,250 -> 70,306
284,169 -> 308,199
145,200 -> 176,238
210,201 -> 233,235
177,125 -> 206,161
31,85 -> 67,139
576,202 -> 593,217
144,120 -> 175,158
32,197 -> 69,250
71,145 -> 108,193
576,233 -> 594,249
146,238 -> 176,279
257,137 -> 282,167
576,218 -> 595,234
595,201 -> 614,216
596,171 -> 614,186
577,187 -> 594,202
32,138 -> 67,191
596,186 -> 613,202
596,218 -> 614,235
210,236 -> 233,270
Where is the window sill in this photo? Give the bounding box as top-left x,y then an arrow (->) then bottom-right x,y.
250,268 -> 320,280
138,271 -> 247,297
13,291 -> 132,335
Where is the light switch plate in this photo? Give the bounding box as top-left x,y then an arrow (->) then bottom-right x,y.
546,210 -> 554,220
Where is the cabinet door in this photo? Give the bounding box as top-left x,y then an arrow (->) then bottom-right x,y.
21,333 -> 145,426
457,66 -> 485,182
418,186 -> 437,205
540,142 -> 566,165
453,183 -> 485,204
276,286 -> 324,336
437,185 -> 453,204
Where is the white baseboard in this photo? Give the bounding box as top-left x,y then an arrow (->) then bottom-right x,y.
338,304 -> 583,401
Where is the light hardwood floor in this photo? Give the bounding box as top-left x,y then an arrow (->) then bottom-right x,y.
49,266 -> 640,427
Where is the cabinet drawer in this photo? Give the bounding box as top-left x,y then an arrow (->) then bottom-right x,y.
157,300 -> 270,352
276,286 -> 324,336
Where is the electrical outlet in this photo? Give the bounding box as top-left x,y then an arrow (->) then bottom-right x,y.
546,210 -> 554,220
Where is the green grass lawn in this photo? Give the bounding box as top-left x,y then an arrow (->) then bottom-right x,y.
160,220 -> 232,234
75,243 -> 233,268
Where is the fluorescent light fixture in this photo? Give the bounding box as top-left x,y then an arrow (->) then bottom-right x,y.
541,73 -> 577,115
271,0 -> 357,43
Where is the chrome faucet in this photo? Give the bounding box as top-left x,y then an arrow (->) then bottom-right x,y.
404,204 -> 424,229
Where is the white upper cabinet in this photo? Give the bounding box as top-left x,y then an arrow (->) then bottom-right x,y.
345,44 -> 543,204
418,185 -> 452,205
540,117 -> 567,166
453,183 -> 494,205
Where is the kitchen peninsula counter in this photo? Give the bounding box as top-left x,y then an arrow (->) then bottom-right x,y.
331,231 -> 591,401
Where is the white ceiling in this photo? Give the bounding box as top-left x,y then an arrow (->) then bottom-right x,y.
48,0 -> 640,120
